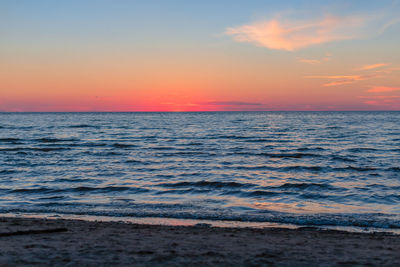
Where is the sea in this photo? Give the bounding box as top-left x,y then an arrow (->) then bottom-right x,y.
0,112 -> 399,231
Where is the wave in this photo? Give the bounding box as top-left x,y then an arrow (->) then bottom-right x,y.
282,165 -> 379,172
260,152 -> 320,158
213,135 -> 252,140
67,186 -> 137,193
2,126 -> 34,130
299,192 -> 336,200
185,142 -> 204,146
83,151 -> 124,156
157,151 -> 217,157
125,159 -> 153,165
274,182 -> 339,191
243,138 -> 284,143
226,151 -> 323,159
346,148 -> 379,153
147,182 -> 345,197
37,196 -> 66,200
233,165 -> 381,173
0,169 -> 17,175
331,155 -> 356,162
325,126 -> 343,129
157,180 -> 254,189
0,138 -> 21,142
246,190 -> 280,197
279,166 -> 325,172
68,124 -> 98,128
1,206 -> 399,229
11,188 -> 58,194
210,135 -> 292,143
81,142 -> 108,147
297,147 -> 325,151
369,193 -> 400,203
111,143 -> 137,149
55,178 -> 94,183
147,146 -> 175,150
10,186 -> 149,194
158,180 -> 253,189
0,147 -> 70,152
35,138 -> 78,143
156,188 -> 212,195
335,166 -> 378,172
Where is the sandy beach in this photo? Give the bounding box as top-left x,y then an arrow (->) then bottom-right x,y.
0,217 -> 399,266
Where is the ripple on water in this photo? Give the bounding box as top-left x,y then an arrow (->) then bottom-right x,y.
0,111 -> 399,230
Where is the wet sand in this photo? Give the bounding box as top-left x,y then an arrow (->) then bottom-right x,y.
0,217 -> 399,266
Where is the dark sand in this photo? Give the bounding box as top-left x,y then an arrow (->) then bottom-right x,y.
0,217 -> 399,266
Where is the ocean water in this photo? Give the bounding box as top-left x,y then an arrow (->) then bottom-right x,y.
0,112 -> 399,230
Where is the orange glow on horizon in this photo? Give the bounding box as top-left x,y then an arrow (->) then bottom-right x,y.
1,2 -> 399,111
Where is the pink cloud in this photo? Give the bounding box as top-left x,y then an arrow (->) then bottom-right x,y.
361,95 -> 400,109
323,80 -> 359,87
364,100 -> 380,106
202,101 -> 263,106
225,15 -> 366,51
305,74 -> 378,87
358,63 -> 388,71
367,86 -> 400,93
298,53 -> 332,65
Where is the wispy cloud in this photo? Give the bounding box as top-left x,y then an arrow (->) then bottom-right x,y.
306,62 -> 398,87
358,63 -> 388,71
324,52 -> 333,60
380,17 -> 400,33
362,95 -> 400,99
371,66 -> 400,74
360,84 -> 400,108
225,14 -> 368,51
202,101 -> 263,106
305,74 -> 378,87
298,53 -> 332,65
298,58 -> 321,65
225,5 -> 400,52
362,95 -> 400,108
367,86 -> 400,93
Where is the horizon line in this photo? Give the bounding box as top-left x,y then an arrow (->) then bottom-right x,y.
1,110 -> 400,113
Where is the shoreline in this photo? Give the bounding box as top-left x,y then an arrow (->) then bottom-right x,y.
1,216 -> 399,265
2,212 -> 400,235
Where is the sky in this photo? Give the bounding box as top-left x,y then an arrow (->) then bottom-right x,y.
1,0 -> 400,111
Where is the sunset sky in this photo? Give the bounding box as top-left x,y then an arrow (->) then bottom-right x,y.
1,0 -> 400,111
